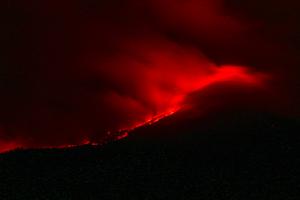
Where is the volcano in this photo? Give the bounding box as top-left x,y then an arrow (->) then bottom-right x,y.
1,85 -> 299,199
2,0 -> 300,199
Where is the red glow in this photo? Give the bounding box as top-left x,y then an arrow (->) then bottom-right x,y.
2,0 -> 274,154
0,62 -> 264,154
0,140 -> 20,153
113,65 -> 264,137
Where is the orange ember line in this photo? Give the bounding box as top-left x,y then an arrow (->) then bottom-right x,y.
124,108 -> 179,131
114,107 -> 180,139
0,109 -> 179,154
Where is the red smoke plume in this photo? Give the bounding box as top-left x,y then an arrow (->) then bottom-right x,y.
2,0 -> 298,152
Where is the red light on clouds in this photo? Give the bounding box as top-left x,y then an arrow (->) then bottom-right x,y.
0,61 -> 263,152
2,0 -> 276,153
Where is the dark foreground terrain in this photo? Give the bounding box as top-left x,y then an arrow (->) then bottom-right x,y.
1,110 -> 300,199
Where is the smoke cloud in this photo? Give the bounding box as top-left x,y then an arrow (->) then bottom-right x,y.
2,0 -> 299,152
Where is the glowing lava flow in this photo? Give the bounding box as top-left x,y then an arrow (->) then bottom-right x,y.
0,109 -> 179,154
0,65 -> 265,154
1,0 -> 274,154
109,65 -> 265,142
114,108 -> 180,140
58,108 -> 179,146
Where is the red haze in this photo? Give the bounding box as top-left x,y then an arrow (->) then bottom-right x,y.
0,34 -> 264,152
4,0 -> 299,153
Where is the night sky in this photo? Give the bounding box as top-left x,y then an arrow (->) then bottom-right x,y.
2,0 -> 300,151
1,1 -> 300,199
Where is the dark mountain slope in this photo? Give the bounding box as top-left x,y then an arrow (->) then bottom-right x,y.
1,108 -> 299,199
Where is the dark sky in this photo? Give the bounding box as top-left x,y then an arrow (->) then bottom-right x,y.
2,0 -> 300,151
